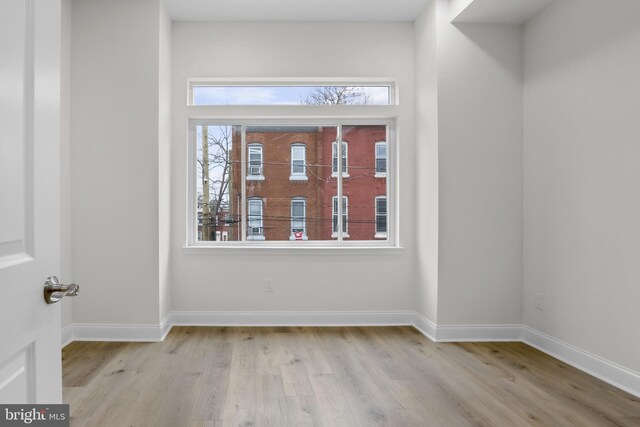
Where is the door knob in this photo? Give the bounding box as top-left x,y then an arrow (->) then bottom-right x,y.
44,276 -> 79,304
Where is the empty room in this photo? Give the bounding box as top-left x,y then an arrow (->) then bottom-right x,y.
1,0 -> 639,425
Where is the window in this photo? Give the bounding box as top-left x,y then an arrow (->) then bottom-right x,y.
375,142 -> 387,177
290,198 -> 307,240
189,82 -> 396,247
375,196 -> 387,238
332,196 -> 349,238
332,142 -> 348,177
290,144 -> 307,180
247,198 -> 264,240
191,83 -> 393,106
247,144 -> 264,179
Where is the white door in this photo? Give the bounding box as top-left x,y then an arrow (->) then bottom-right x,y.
0,0 -> 63,403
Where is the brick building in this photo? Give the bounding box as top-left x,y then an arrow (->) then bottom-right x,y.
226,125 -> 387,241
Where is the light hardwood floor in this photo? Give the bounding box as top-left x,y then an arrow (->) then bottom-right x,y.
62,326 -> 640,426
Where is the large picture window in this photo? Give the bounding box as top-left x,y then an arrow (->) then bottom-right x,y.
192,122 -> 392,246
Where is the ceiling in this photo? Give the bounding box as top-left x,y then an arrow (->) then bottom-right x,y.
452,0 -> 558,25
163,0 -> 431,22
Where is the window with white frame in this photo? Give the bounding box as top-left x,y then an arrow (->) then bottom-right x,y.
247,144 -> 264,179
375,196 -> 387,237
247,198 -> 264,240
290,144 -> 307,180
332,196 -> 348,238
188,80 -> 396,247
375,142 -> 387,177
290,198 -> 307,240
332,141 -> 348,177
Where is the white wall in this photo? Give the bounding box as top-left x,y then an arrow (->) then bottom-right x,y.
414,1 -> 439,323
171,23 -> 416,313
414,0 -> 523,326
524,0 -> 640,372
70,0 -> 164,325
158,2 -> 172,322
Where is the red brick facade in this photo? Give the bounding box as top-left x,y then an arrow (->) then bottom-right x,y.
226,125 -> 387,241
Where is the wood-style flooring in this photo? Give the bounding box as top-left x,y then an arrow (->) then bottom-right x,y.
62,326 -> 640,426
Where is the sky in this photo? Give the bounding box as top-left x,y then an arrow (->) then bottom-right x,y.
193,86 -> 389,105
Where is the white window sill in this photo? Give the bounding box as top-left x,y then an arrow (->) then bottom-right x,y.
289,234 -> 309,241
331,173 -> 350,178
374,173 -> 387,178
374,233 -> 388,239
183,245 -> 404,256
247,175 -> 265,181
289,175 -> 308,181
331,233 -> 350,239
247,235 -> 265,241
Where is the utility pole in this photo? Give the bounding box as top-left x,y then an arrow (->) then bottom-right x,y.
202,126 -> 211,240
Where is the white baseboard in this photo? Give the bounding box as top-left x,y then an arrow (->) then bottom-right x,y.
170,310 -> 416,327
522,326 -> 640,398
71,323 -> 165,342
413,313 -> 437,341
435,324 -> 523,342
60,311 -> 640,398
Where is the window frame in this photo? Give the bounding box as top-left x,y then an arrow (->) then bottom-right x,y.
247,197 -> 265,241
289,143 -> 307,181
247,143 -> 264,180
375,141 -> 387,178
375,195 -> 387,238
331,141 -> 349,178
187,117 -> 398,250
187,77 -> 398,106
290,197 -> 308,240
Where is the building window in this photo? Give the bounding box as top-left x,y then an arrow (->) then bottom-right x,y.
290,198 -> 307,240
332,196 -> 348,238
290,144 -> 307,180
375,142 -> 387,177
191,121 -> 393,246
247,144 -> 264,180
375,196 -> 387,238
247,198 -> 264,240
332,142 -> 349,177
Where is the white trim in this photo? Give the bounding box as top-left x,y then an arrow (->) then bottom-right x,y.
413,313 -> 437,342
71,323 -> 165,342
522,326 -> 640,398
435,324 -> 523,342
170,310 -> 415,327
61,325 -> 74,348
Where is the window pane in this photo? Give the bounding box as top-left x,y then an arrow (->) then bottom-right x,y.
375,142 -> 387,174
248,144 -> 263,176
341,125 -> 388,240
193,85 -> 391,106
240,126 -> 337,241
195,125 -> 241,242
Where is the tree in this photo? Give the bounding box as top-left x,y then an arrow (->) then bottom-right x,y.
301,86 -> 371,105
198,126 -> 233,240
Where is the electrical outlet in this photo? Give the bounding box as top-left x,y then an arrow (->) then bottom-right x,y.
535,293 -> 543,311
265,278 -> 274,293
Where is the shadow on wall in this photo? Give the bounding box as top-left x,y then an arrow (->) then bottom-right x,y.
452,22 -> 522,81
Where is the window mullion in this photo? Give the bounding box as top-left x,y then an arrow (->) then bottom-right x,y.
337,125 -> 343,244
241,125 -> 247,242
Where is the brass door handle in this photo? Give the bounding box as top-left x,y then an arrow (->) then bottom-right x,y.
44,276 -> 79,304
